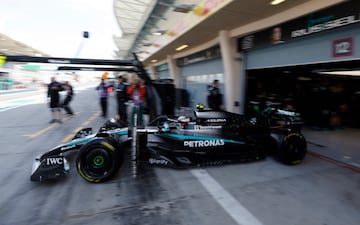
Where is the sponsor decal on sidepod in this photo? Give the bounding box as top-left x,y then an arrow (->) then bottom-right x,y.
149,158 -> 169,165
184,139 -> 225,148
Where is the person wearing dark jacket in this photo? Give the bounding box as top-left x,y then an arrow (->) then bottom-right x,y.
115,75 -> 129,124
207,79 -> 223,110
47,76 -> 64,123
62,81 -> 74,115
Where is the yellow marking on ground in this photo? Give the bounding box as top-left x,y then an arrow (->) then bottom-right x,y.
23,112 -> 79,138
89,111 -> 101,120
23,123 -> 59,138
62,112 -> 80,122
81,111 -> 100,127
82,120 -> 91,126
62,134 -> 74,143
73,127 -> 82,133
22,112 -> 100,140
62,111 -> 101,142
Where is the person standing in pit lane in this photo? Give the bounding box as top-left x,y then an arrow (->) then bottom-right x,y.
96,77 -> 112,118
62,81 -> 74,116
47,76 -> 64,123
115,75 -> 129,125
127,79 -> 146,127
207,79 -> 223,110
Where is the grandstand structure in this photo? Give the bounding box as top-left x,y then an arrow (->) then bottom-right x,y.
0,33 -> 48,56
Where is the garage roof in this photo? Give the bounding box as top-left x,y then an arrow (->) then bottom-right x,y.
113,0 -> 202,59
113,0 -> 157,59
113,0 -> 347,65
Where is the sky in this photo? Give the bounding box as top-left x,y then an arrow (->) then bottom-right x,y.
0,0 -> 122,59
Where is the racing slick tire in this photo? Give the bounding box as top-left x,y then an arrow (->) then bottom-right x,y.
76,137 -> 122,183
276,132 -> 307,165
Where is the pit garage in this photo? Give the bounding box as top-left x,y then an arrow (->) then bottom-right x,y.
246,60 -> 360,129
240,1 -> 360,129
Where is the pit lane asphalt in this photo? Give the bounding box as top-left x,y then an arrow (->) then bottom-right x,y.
0,88 -> 359,225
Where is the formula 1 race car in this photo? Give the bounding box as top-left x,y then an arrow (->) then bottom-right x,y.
30,104 -> 307,183
0,53 -> 307,183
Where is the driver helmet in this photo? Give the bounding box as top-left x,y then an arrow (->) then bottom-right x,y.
177,116 -> 190,129
178,116 -> 190,123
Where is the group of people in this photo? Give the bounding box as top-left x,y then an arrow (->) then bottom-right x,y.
96,75 -> 147,127
47,77 -> 74,123
48,75 -> 223,126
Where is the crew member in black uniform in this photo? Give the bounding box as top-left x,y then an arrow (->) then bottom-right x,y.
207,79 -> 223,110
48,76 -> 64,123
62,81 -> 74,115
115,75 -> 129,124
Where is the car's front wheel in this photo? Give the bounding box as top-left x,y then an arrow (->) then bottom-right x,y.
76,137 -> 122,183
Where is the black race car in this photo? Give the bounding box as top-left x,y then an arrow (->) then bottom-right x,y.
0,54 -> 307,183
30,104 -> 307,183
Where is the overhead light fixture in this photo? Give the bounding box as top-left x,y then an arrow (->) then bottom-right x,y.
176,44 -> 189,51
318,71 -> 360,76
270,0 -> 286,5
173,4 -> 196,13
151,59 -> 158,63
152,30 -> 165,36
158,2 -> 195,13
137,50 -> 150,55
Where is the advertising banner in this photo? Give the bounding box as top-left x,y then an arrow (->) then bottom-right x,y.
239,0 -> 360,51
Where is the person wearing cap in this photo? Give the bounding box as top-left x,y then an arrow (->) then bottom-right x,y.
96,75 -> 112,118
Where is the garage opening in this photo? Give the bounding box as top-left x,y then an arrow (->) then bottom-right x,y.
245,60 -> 360,129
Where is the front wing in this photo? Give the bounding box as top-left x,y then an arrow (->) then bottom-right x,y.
30,128 -> 95,181
31,155 -> 70,181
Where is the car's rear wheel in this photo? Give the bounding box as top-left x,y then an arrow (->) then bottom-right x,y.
76,138 -> 122,183
277,132 -> 307,165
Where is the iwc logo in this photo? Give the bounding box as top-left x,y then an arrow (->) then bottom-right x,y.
45,157 -> 63,165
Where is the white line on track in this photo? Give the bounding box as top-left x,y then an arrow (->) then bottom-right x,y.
191,168 -> 263,225
0,94 -> 45,112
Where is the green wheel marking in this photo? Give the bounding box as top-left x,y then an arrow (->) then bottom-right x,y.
93,155 -> 105,166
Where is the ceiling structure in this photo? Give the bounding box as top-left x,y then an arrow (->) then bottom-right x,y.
0,33 -> 48,56
113,0 -> 200,60
113,0 -> 340,65
113,0 -> 157,59
1,0 -> 347,66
